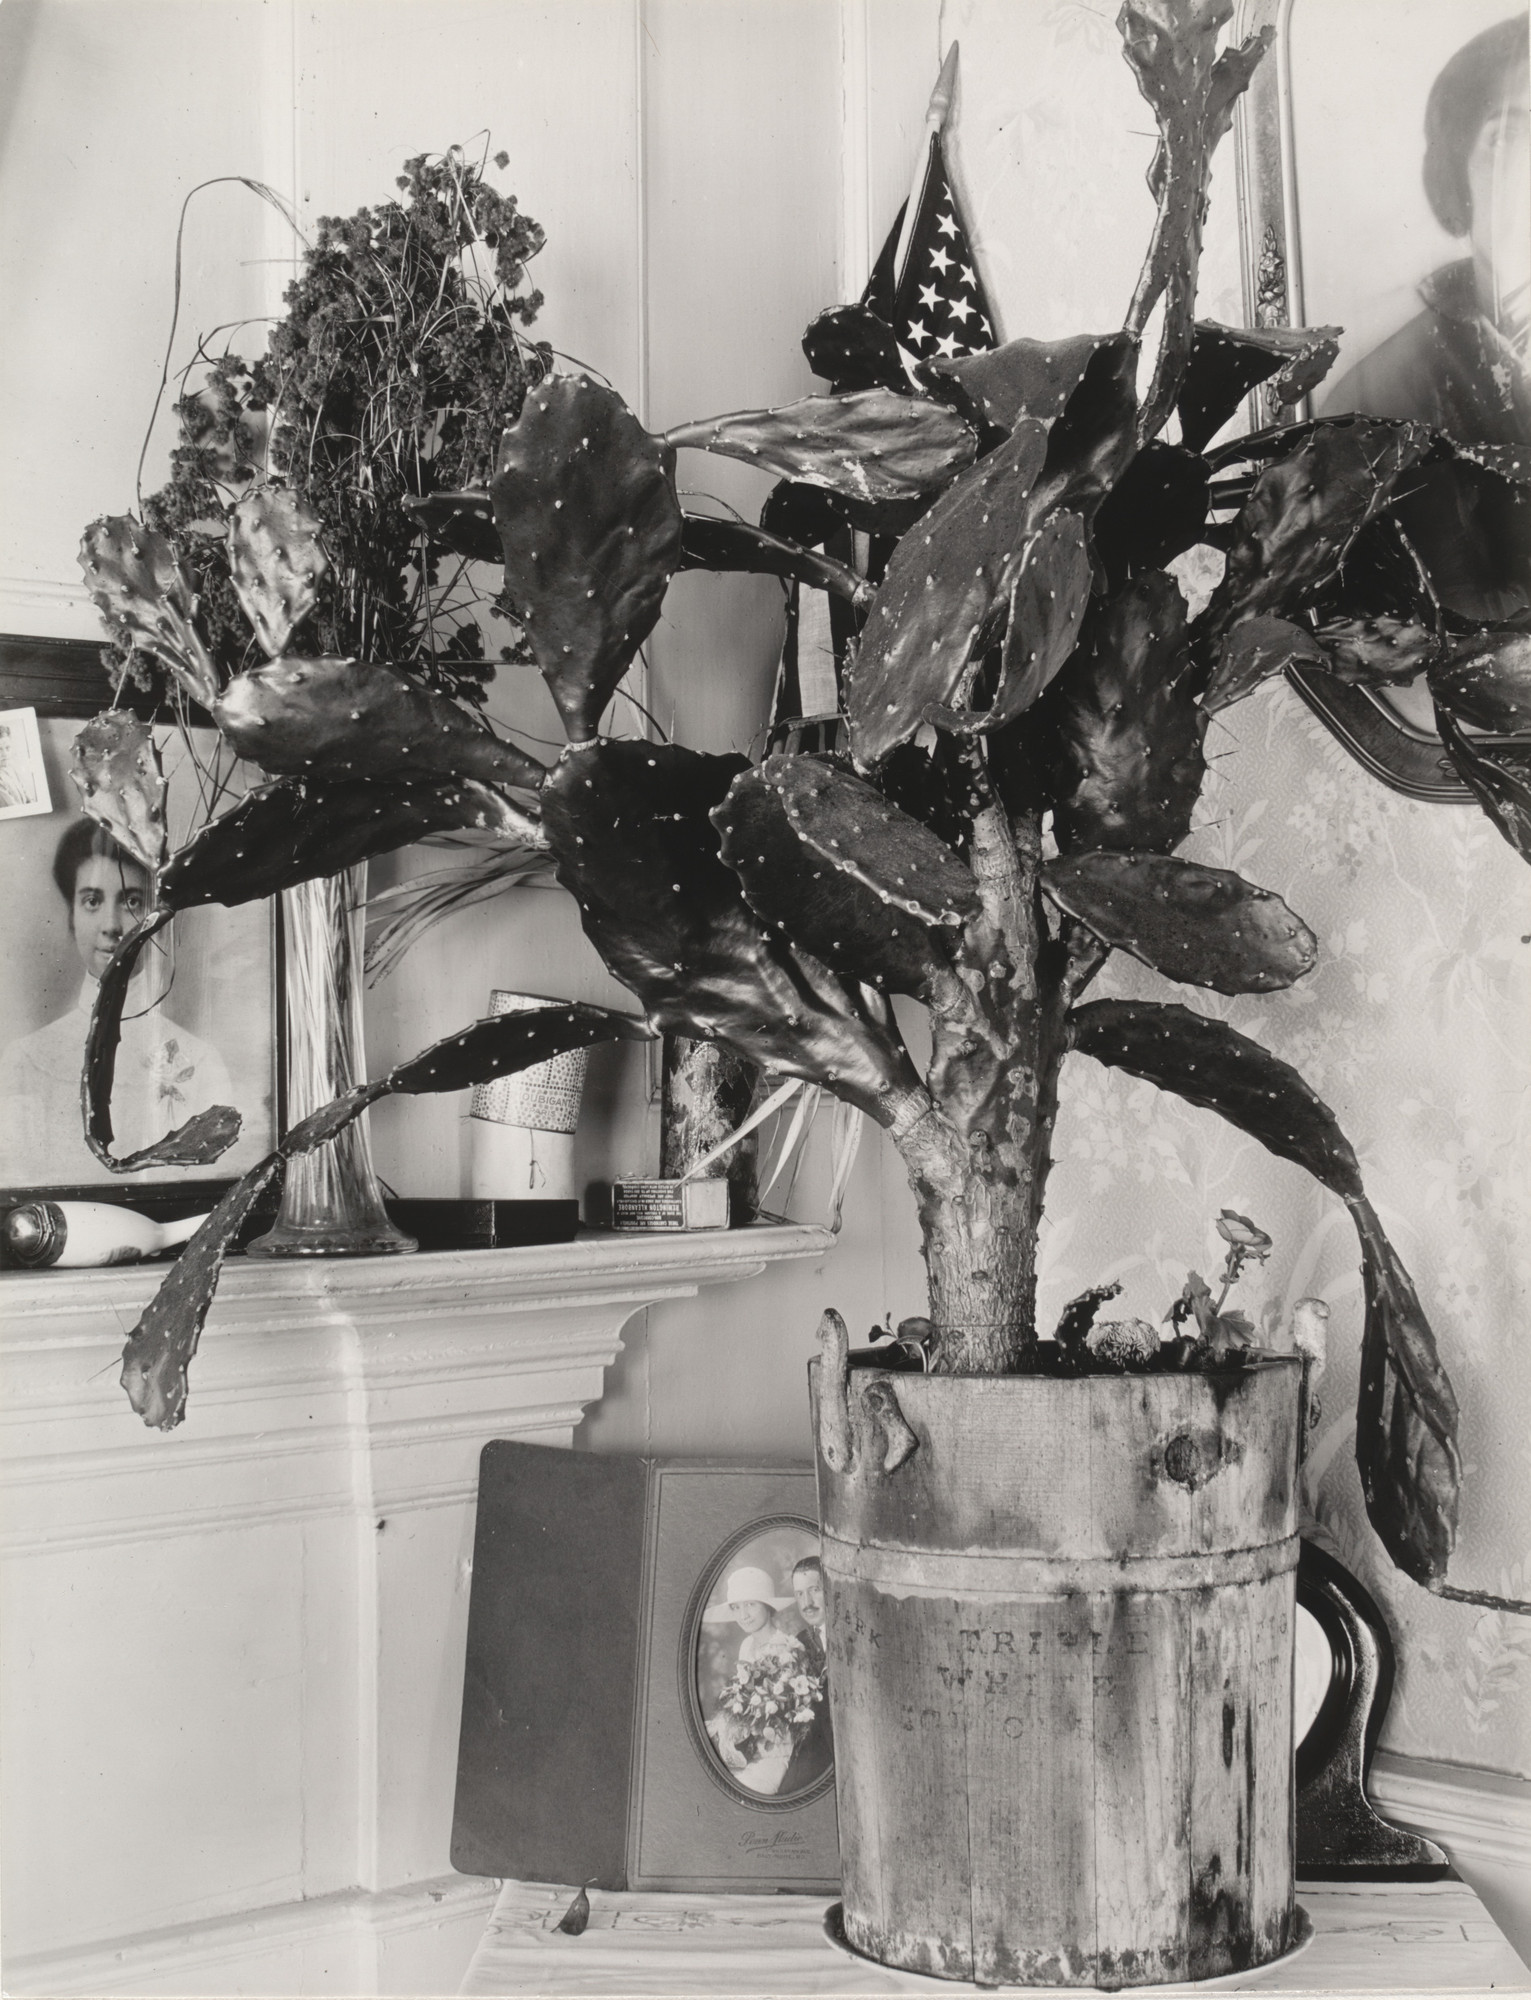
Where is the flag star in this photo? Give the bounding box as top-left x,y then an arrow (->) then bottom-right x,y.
960,264 -> 977,287
929,245 -> 954,274
949,294 -> 976,324
934,331 -> 961,357
936,210 -> 959,239
918,281 -> 941,310
905,317 -> 932,348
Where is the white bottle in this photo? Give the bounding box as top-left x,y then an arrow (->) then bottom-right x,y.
1,1200 -> 209,1271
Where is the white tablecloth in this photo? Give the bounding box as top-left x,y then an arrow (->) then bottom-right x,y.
461,1878 -> 1528,1997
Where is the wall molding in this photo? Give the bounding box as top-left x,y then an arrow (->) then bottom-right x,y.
1371,1751 -> 1531,1875
2,1873 -> 501,1999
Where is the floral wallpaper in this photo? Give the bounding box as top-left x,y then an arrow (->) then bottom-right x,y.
943,0 -> 1531,1777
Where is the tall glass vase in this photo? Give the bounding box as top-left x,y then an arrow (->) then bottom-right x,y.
247,865 -> 414,1258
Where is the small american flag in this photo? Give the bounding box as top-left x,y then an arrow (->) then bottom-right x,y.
863,128 -> 999,374
770,44 -> 997,734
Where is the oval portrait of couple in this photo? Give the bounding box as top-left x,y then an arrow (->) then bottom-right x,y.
689,1519 -> 833,1807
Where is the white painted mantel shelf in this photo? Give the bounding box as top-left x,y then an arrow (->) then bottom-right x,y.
0,1223 -> 832,1999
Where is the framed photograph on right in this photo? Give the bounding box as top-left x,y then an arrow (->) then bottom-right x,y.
1233,0 -> 1529,796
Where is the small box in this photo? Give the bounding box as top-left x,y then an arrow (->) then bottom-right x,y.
611,1177 -> 730,1231
383,1198 -> 579,1250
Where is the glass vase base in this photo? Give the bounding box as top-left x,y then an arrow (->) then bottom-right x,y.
246,1219 -> 416,1259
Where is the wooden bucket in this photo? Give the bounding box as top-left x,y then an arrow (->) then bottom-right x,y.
812,1359 -> 1302,1989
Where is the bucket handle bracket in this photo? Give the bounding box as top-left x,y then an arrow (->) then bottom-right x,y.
816,1309 -> 919,1476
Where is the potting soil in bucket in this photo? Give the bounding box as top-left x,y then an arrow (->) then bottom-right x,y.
811,1356 -> 1302,1988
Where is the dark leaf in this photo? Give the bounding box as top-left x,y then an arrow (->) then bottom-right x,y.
844,418 -> 1050,764
119,1154 -> 286,1431
849,341 -> 1140,769
1067,998 -> 1364,1197
541,741 -> 920,1118
387,1001 -> 653,1095
228,489 -> 327,659
666,389 -> 977,506
84,910 -> 243,1172
1203,419 -> 1437,644
492,374 -> 683,741
1313,512 -> 1442,633
555,1885 -> 592,1936
677,515 -> 871,607
161,775 -> 532,910
1053,1280 -> 1123,1364
982,511 -> 1093,729
802,304 -> 908,394
402,488 -> 501,564
1436,707 -> 1531,859
1311,615 -> 1440,685
1092,442 -> 1209,586
78,515 -> 219,709
1428,627 -> 1531,732
1177,321 -> 1342,453
762,755 -> 981,926
1043,852 -> 1317,993
1067,996 -> 1460,1582
68,711 -> 167,872
760,476 -> 930,543
215,657 -> 545,792
712,764 -> 953,999
1013,570 -> 1205,853
1119,1 -> 1273,438
1351,1194 -> 1462,1586
921,333 -> 1117,435
1204,613 -> 1329,712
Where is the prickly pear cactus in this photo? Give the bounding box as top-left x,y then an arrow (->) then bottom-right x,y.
228,489 -> 328,659
79,516 -> 219,709
69,712 -> 168,873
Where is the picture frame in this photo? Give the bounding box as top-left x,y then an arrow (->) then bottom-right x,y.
1231,0 -> 1526,802
0,634 -> 279,1218
452,1443 -> 839,1895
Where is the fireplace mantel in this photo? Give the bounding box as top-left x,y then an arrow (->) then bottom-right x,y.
0,1223 -> 833,1996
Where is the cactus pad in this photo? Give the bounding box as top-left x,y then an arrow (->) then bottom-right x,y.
1019,571 -> 1206,854
78,515 -> 219,708
667,388 -> 977,506
84,909 -> 243,1171
763,755 -> 980,928
214,656 -> 545,792
161,774 -> 530,910
542,741 -> 920,1117
923,333 -> 1118,435
1204,418 -> 1437,642
845,418 -> 1050,765
69,711 -> 167,872
713,764 -> 955,999
491,374 -> 683,741
678,514 -> 871,607
1429,629 -> 1531,733
1177,321 -> 1342,453
228,489 -> 327,658
1042,851 -> 1318,994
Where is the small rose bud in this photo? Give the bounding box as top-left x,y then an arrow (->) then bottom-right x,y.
1216,1209 -> 1272,1256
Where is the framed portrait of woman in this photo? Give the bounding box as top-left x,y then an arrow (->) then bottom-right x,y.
0,639 -> 278,1212
1234,0 -> 1529,795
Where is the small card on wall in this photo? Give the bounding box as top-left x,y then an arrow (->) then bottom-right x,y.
451,1444 -> 837,1893
0,707 -> 52,821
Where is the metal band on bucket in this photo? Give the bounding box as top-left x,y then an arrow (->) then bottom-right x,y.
819,1528 -> 1299,1597
468,990 -> 591,1134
